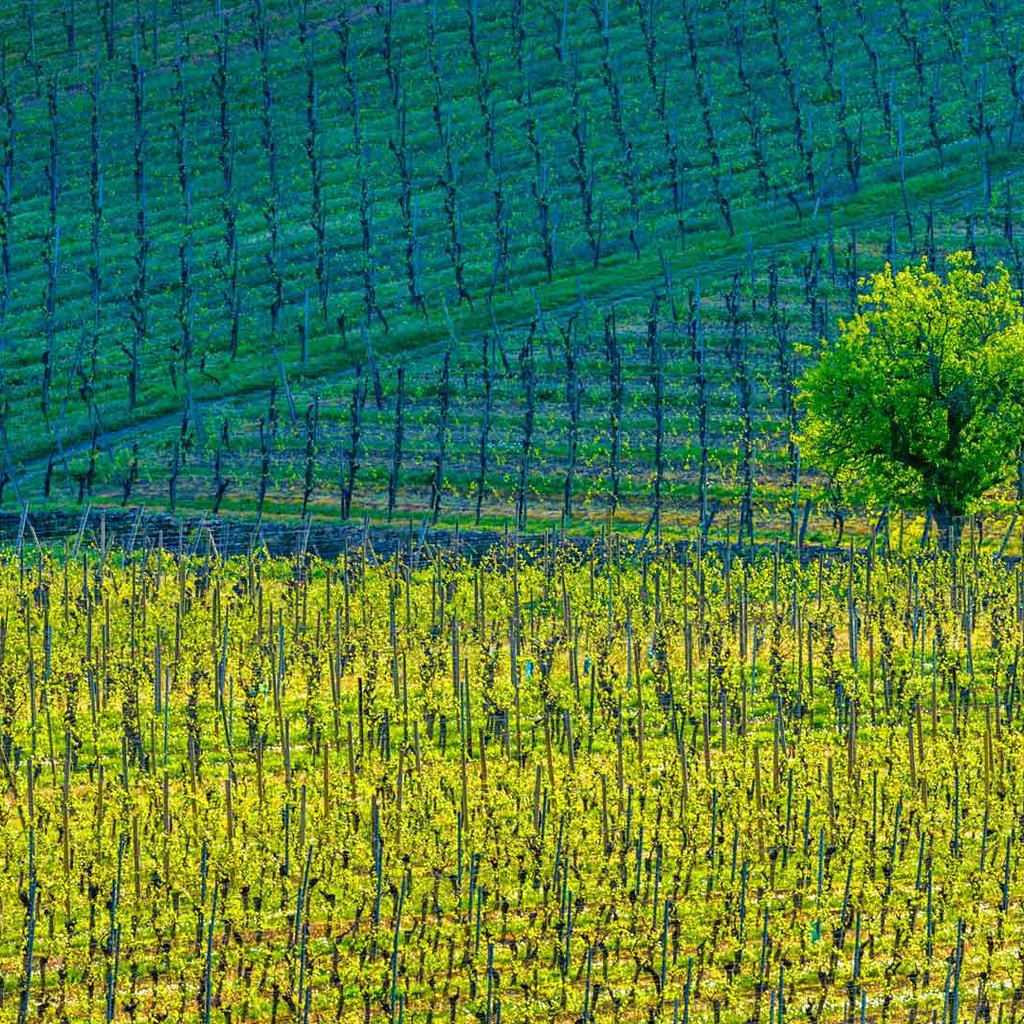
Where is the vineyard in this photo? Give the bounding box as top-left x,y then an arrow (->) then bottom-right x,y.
1,535 -> 1024,1021
4,2 -> 1024,1021
0,0 -> 1021,532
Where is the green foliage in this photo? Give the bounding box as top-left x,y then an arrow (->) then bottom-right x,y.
3,541 -> 1024,1020
798,252 -> 1024,530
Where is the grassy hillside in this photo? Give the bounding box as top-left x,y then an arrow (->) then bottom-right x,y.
1,0 -> 1023,536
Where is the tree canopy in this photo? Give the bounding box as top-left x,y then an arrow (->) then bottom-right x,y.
797,251 -> 1024,546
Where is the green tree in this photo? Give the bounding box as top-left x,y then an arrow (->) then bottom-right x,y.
798,251 -> 1024,549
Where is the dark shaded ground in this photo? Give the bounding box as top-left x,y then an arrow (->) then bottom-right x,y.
0,505 -> 993,567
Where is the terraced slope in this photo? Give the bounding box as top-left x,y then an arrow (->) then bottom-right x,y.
0,0 -> 1022,533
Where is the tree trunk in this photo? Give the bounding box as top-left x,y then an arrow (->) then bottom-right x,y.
933,505 -> 962,553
